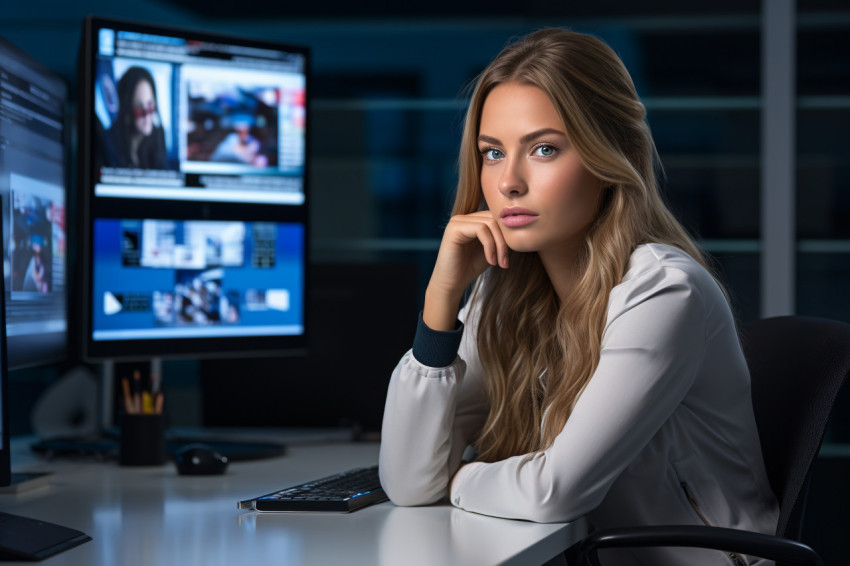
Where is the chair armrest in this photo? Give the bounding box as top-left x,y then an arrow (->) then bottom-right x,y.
576,525 -> 824,566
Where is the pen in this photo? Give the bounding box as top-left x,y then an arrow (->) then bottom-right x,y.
122,377 -> 134,414
122,369 -> 165,415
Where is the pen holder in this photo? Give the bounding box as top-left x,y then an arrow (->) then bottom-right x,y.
120,413 -> 166,466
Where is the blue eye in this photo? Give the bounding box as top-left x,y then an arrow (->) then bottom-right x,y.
481,148 -> 504,160
534,145 -> 556,157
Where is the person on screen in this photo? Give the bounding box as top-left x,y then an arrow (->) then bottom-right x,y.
108,66 -> 167,169
22,234 -> 49,293
211,114 -> 267,166
378,28 -> 779,565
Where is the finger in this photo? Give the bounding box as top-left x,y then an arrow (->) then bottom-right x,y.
473,222 -> 500,267
454,213 -> 509,269
491,222 -> 510,269
473,213 -> 509,269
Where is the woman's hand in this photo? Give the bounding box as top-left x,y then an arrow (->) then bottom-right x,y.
423,211 -> 508,331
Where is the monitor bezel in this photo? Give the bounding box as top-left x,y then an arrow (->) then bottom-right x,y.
77,16 -> 310,362
0,204 -> 11,486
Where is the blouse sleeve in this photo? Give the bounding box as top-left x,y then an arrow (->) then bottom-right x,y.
449,264 -> 708,523
379,306 -> 490,506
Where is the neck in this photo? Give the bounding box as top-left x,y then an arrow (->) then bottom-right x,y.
538,244 -> 583,304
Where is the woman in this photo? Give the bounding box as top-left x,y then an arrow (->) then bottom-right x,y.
108,66 -> 167,169
379,28 -> 779,565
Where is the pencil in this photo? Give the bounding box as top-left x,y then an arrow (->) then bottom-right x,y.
122,377 -> 134,414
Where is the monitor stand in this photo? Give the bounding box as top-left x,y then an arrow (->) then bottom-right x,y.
0,471 -> 52,494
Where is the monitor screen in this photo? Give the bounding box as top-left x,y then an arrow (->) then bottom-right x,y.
88,19 -> 307,205
89,217 -> 305,358
0,36 -> 69,369
78,17 -> 309,361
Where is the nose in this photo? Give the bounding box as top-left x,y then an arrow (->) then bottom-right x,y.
498,156 -> 528,197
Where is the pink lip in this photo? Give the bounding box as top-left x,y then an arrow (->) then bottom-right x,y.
500,207 -> 539,227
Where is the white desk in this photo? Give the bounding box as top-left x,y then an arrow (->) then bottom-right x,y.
1,435 -> 587,565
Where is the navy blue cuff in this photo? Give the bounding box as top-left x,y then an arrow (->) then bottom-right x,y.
412,311 -> 464,368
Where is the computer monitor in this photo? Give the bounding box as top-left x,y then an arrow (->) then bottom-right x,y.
77,16 -> 309,362
0,36 -> 69,370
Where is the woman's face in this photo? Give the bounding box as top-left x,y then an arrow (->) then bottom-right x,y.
131,80 -> 156,137
478,82 -> 604,258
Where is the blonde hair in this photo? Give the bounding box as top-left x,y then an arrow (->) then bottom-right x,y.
454,28 -> 719,462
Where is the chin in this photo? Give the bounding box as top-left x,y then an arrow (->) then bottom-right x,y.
504,239 -> 541,254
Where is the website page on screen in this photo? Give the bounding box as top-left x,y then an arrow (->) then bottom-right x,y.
91,25 -> 306,205
91,218 -> 305,342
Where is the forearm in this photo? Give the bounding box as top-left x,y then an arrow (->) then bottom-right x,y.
380,311 -> 486,506
423,285 -> 465,332
379,351 -> 467,505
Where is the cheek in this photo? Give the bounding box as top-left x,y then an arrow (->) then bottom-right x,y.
551,170 -> 602,217
480,166 -> 497,190
578,180 -> 604,220
480,168 -> 500,205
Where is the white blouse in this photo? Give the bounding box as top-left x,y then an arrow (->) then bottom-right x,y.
379,243 -> 779,566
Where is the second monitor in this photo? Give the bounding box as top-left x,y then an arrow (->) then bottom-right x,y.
77,16 -> 310,362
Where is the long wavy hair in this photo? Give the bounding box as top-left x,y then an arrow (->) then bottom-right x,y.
112,66 -> 167,169
455,28 -> 720,462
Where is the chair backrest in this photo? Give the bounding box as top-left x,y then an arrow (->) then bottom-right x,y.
740,315 -> 850,540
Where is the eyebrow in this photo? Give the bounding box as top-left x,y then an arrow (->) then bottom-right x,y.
477,128 -> 566,146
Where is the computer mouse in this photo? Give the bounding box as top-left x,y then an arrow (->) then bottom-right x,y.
174,444 -> 229,475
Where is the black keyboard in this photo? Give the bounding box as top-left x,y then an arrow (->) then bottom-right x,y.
238,465 -> 388,513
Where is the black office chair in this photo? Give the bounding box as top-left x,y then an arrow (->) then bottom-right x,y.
575,315 -> 850,566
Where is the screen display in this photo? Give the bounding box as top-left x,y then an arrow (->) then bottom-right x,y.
0,36 -> 68,369
91,218 -> 304,343
90,23 -> 307,205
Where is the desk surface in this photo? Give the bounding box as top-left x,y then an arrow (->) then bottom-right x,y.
1,433 -> 587,566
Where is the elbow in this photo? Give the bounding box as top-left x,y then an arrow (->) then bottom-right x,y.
523,499 -> 587,524
380,469 -> 447,507
385,488 -> 442,508
517,466 -> 603,524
